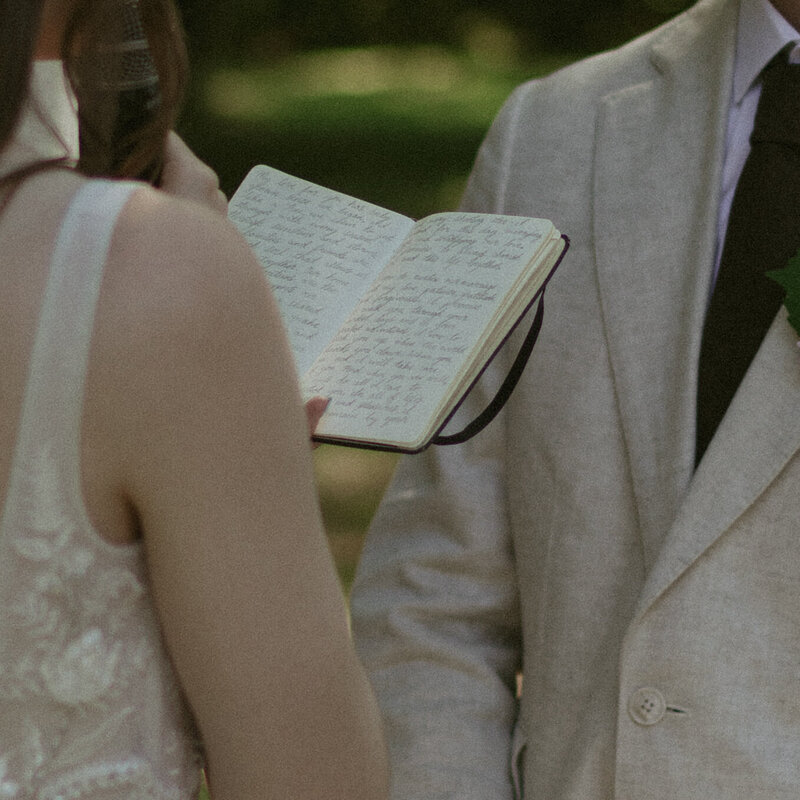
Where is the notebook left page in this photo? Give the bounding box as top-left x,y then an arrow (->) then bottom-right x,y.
229,165 -> 415,375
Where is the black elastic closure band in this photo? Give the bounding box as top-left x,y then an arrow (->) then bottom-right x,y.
432,293 -> 545,446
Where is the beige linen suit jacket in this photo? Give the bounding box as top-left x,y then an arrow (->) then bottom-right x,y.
350,0 -> 800,797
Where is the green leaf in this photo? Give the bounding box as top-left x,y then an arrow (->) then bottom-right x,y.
766,247 -> 800,338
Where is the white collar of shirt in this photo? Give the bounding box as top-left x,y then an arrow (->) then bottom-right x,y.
734,0 -> 800,103
713,0 -> 800,280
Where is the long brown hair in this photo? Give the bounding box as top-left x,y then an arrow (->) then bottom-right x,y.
0,0 -> 188,188
0,0 -> 44,156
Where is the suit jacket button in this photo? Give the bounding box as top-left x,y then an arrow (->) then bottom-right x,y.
628,687 -> 666,725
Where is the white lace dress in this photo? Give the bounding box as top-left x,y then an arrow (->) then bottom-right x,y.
0,179 -> 203,800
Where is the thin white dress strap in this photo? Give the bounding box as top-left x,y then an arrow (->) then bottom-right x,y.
0,179 -> 141,542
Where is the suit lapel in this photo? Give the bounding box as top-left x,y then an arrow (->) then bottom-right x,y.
636,313 -> 800,617
593,0 -> 737,570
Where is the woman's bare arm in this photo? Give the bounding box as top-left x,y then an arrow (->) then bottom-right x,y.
88,186 -> 388,800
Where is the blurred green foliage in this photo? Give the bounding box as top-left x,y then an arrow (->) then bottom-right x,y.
175,0 -> 693,64
174,0 -> 694,213
177,45 -> 575,214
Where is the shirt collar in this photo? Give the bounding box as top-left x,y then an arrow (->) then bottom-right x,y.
734,0 -> 800,104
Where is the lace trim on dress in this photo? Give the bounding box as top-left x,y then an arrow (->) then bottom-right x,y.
0,438 -> 201,800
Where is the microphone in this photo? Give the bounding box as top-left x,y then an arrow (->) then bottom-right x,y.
77,0 -> 163,182
110,0 -> 163,182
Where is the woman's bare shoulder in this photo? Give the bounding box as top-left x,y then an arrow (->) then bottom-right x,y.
81,177 -> 299,541
4,170 -> 262,325
113,183 -> 262,300
102,181 -> 278,354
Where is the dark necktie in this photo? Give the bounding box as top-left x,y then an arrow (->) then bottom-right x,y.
695,47 -> 800,466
